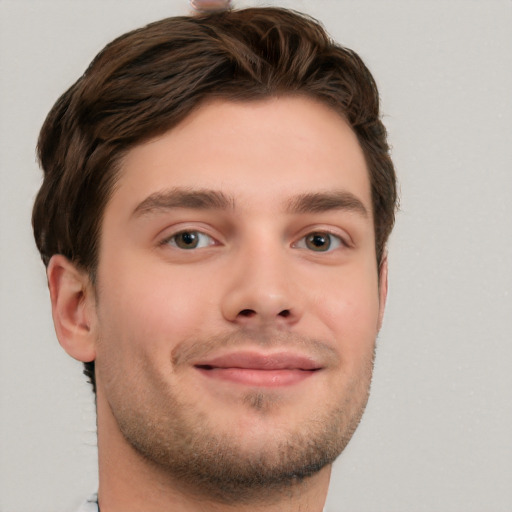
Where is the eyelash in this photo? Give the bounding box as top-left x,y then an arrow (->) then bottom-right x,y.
160,229 -> 347,253
292,231 -> 347,252
161,230 -> 217,250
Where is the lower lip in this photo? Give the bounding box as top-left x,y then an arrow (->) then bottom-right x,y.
196,367 -> 316,387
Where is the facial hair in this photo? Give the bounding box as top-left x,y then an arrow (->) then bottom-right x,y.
103,329 -> 375,505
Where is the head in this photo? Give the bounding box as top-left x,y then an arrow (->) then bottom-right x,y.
33,6 -> 397,504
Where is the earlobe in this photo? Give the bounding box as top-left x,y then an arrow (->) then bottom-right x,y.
47,255 -> 97,363
377,253 -> 388,331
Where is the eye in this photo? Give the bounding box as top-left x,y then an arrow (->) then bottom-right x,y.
164,230 -> 215,250
294,231 -> 344,252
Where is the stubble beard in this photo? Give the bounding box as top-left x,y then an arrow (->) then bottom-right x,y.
107,334 -> 375,504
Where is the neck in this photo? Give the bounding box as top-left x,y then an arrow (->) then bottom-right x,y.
96,392 -> 331,512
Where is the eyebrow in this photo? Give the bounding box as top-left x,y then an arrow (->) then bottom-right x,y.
132,188 -> 235,217
132,187 -> 368,219
285,191 -> 369,217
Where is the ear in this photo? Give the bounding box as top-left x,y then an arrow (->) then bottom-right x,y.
377,252 -> 389,331
47,254 -> 97,363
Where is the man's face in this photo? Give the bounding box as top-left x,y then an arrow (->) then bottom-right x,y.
93,96 -> 386,498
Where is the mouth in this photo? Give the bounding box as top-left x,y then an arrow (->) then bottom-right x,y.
194,351 -> 323,387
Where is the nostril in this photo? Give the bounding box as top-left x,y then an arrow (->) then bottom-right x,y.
235,308 -> 292,320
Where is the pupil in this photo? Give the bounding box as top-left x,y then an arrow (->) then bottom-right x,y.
179,232 -> 198,248
307,233 -> 330,251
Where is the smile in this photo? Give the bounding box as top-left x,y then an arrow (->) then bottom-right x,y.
194,352 -> 322,387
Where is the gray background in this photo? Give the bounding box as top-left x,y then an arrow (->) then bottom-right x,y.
1,1 -> 511,511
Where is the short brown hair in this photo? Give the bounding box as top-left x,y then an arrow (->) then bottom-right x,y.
32,7 -> 397,390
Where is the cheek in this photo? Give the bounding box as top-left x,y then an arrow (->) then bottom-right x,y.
96,263 -> 215,356
313,270 -> 380,356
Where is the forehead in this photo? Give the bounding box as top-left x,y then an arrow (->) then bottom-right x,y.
110,96 -> 371,215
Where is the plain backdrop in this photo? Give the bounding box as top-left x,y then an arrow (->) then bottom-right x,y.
1,1 -> 511,511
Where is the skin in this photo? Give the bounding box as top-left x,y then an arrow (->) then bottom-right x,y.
48,96 -> 387,512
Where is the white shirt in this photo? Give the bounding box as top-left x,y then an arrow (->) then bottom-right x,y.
75,494 -> 328,511
75,495 -> 99,512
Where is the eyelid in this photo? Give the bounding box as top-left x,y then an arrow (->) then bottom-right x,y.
157,224 -> 221,249
292,228 -> 351,252
168,231 -> 215,249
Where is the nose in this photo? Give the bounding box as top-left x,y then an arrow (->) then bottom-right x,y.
220,239 -> 302,327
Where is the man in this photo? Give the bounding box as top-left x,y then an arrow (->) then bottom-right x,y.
32,6 -> 397,512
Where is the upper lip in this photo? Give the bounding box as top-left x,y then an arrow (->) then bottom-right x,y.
193,351 -> 323,371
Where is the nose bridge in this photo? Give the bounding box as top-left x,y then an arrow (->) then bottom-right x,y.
221,228 -> 300,325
